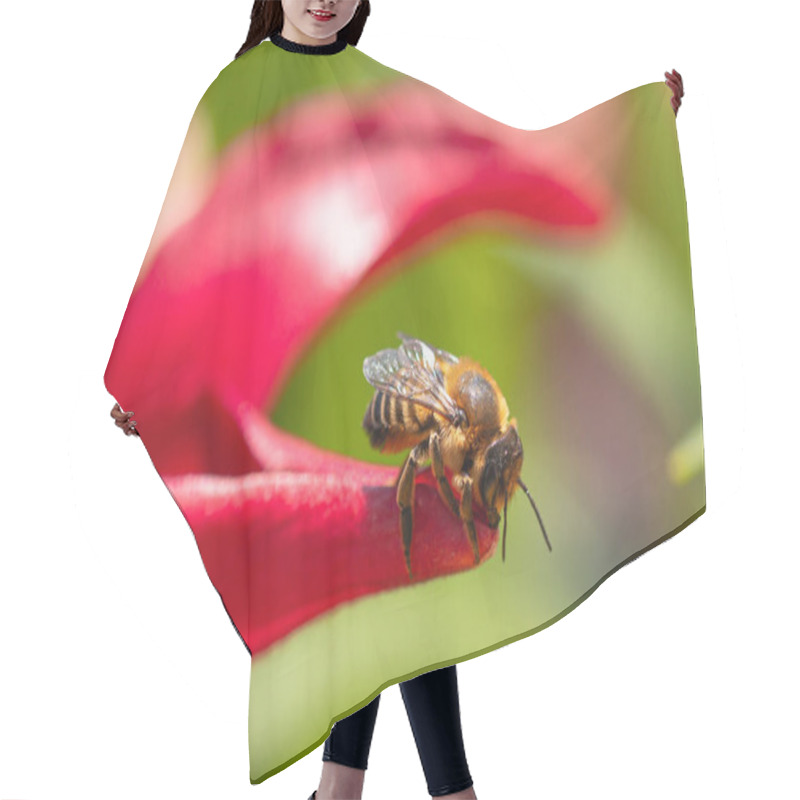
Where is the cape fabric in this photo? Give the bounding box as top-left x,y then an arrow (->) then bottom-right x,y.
104,31 -> 706,784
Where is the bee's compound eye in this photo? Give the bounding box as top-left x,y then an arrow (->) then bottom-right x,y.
455,408 -> 468,428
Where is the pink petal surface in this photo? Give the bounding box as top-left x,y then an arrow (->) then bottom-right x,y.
105,81 -> 609,424
166,405 -> 499,655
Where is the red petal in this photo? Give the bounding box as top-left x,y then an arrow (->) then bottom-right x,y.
165,404 -> 498,656
105,81 -> 609,416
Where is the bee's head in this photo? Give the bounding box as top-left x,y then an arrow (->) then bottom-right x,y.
480,419 -> 552,561
479,422 -> 524,525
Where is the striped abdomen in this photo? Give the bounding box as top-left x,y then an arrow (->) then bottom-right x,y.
362,390 -> 437,454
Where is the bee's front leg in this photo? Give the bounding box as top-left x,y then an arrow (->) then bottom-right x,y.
396,441 -> 428,581
458,474 -> 480,567
429,432 -> 460,518
486,507 -> 501,529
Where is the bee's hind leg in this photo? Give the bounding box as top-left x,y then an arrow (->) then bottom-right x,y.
396,441 -> 428,581
458,474 -> 480,567
429,432 -> 460,518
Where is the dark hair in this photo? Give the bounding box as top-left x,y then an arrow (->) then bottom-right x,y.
236,1 -> 371,59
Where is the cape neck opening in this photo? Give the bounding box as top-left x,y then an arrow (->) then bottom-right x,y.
270,30 -> 348,55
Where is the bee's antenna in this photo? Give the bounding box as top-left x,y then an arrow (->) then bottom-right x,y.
517,477 -> 552,552
502,489 -> 508,563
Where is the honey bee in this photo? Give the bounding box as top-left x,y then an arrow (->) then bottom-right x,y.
362,331 -> 551,580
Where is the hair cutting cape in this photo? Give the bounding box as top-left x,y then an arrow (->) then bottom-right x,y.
104,33 -> 706,784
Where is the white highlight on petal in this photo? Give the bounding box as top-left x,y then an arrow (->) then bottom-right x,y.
288,171 -> 389,288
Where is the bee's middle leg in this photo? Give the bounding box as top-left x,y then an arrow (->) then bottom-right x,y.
396,441 -> 428,581
429,431 -> 460,518
459,474 -> 480,567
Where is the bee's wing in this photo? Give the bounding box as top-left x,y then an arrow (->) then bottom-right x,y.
363,337 -> 461,422
396,330 -> 459,365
